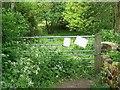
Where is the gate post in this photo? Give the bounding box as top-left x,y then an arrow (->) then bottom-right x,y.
94,34 -> 102,74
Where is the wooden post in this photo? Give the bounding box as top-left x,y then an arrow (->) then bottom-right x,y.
94,34 -> 102,74
114,1 -> 120,33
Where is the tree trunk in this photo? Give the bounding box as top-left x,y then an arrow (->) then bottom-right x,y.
49,21 -> 54,34
45,19 -> 55,34
114,2 -> 120,33
45,19 -> 50,34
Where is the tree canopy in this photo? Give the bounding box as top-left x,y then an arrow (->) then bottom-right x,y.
2,2 -> 120,38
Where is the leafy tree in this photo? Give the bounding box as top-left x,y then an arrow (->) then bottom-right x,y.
15,2 -> 39,35
63,2 -> 114,34
37,2 -> 65,34
93,2 -> 114,30
14,2 -> 65,34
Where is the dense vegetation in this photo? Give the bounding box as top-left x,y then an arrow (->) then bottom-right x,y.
2,2 -> 120,88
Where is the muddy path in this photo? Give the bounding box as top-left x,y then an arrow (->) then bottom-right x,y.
55,78 -> 95,89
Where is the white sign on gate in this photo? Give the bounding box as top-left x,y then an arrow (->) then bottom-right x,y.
63,38 -> 70,47
74,36 -> 88,48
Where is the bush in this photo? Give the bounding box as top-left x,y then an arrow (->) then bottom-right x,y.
2,9 -> 28,42
98,29 -> 120,44
98,29 -> 114,41
108,51 -> 120,62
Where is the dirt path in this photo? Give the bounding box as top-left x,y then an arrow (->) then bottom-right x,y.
55,78 -> 94,89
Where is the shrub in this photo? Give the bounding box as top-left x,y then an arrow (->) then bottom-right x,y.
108,51 -> 120,62
2,9 -> 28,42
98,29 -> 120,44
98,29 -> 114,41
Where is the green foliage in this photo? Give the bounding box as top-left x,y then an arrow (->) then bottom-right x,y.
90,73 -> 110,89
108,51 -> 120,62
2,45 -> 33,88
63,2 -> 114,34
2,9 -> 28,41
99,29 -> 120,44
114,33 -> 120,44
90,80 -> 110,89
2,2 -> 11,9
15,2 -> 38,33
2,2 -> 119,89
14,2 -> 66,34
2,37 -> 94,88
63,2 -> 93,34
37,2 -> 65,34
99,29 -> 115,41
2,2 -> 115,35
15,2 -> 38,16
99,29 -> 120,62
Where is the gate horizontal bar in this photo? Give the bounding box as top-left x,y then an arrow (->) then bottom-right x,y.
49,50 -> 95,52
78,58 -> 94,60
55,58 -> 94,60
40,44 -> 62,46
79,66 -> 94,68
18,35 -> 95,39
48,54 -> 94,57
18,43 -> 94,46
18,44 -> 62,46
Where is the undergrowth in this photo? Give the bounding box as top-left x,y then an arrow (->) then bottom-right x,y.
2,38 -> 94,88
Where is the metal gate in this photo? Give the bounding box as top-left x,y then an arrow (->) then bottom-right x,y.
19,35 -> 102,74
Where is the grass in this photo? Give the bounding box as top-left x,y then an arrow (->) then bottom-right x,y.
90,78 -> 110,90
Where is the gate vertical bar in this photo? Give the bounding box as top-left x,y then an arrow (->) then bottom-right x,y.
94,34 -> 102,74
